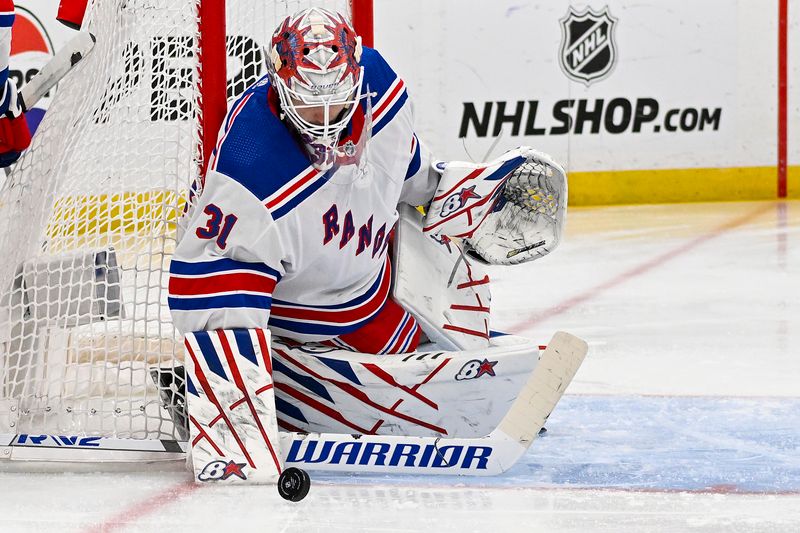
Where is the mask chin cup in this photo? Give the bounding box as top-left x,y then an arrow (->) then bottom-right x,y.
276,67 -> 365,144
304,91 -> 374,178
303,136 -> 339,171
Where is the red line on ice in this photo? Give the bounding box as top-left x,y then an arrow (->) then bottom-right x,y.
83,481 -> 204,533
509,203 -> 774,332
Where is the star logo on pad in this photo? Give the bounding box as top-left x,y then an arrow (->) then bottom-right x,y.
455,358 -> 499,381
222,460 -> 247,480
476,359 -> 497,378
458,185 -> 481,205
197,459 -> 249,482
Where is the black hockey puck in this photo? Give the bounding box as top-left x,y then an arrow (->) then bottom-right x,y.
277,467 -> 311,502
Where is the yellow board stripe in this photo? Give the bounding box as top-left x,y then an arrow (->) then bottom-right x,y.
42,167 -> 800,236
790,165 -> 800,199
569,166 -> 800,206
47,190 -> 186,239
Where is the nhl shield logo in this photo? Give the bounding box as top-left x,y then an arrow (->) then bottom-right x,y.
559,7 -> 618,85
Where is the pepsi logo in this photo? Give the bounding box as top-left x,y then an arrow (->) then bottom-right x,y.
10,7 -> 54,134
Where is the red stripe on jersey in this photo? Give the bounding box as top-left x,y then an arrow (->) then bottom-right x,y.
169,272 -> 277,297
373,79 -> 405,118
265,167 -> 320,210
387,315 -> 418,354
335,296 -> 420,355
270,258 -> 391,325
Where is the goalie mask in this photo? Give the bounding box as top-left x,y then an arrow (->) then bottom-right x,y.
268,8 -> 366,171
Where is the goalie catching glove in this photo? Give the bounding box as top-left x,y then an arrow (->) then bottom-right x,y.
423,147 -> 567,266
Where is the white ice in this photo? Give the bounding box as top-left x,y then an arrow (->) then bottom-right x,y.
1,200 -> 798,532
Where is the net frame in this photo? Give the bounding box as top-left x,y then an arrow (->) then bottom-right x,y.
0,0 -> 372,454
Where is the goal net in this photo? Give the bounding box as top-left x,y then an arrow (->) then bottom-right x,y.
0,0 -> 360,449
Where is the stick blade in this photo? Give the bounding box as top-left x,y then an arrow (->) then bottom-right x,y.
497,331 -> 588,445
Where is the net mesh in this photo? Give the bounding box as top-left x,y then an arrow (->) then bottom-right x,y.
0,0 -> 351,441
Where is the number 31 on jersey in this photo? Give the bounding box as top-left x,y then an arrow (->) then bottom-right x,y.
196,203 -> 238,249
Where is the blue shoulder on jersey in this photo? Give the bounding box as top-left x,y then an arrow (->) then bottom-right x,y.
359,47 -> 409,135
359,47 -> 398,102
213,49 -> 409,217
213,79 -> 325,219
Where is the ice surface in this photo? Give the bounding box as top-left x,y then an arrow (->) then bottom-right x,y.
1,201 -> 798,532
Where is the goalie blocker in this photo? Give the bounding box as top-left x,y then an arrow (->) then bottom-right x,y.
423,147 -> 567,266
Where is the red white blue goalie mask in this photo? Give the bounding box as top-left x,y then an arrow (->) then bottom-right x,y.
268,8 -> 366,171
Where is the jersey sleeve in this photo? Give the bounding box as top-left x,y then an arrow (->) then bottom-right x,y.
398,112 -> 438,207
360,47 -> 439,207
168,168 -> 287,335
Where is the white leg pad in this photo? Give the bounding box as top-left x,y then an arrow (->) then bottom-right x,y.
184,328 -> 282,484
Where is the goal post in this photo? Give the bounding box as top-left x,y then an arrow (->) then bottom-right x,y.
0,0 -> 371,461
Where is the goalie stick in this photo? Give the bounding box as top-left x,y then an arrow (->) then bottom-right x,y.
18,31 -> 96,112
1,332 -> 587,476
0,32 -> 95,177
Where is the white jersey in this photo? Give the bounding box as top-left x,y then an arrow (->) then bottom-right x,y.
169,48 -> 437,342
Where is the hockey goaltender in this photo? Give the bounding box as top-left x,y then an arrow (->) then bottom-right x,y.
165,7 -> 583,500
